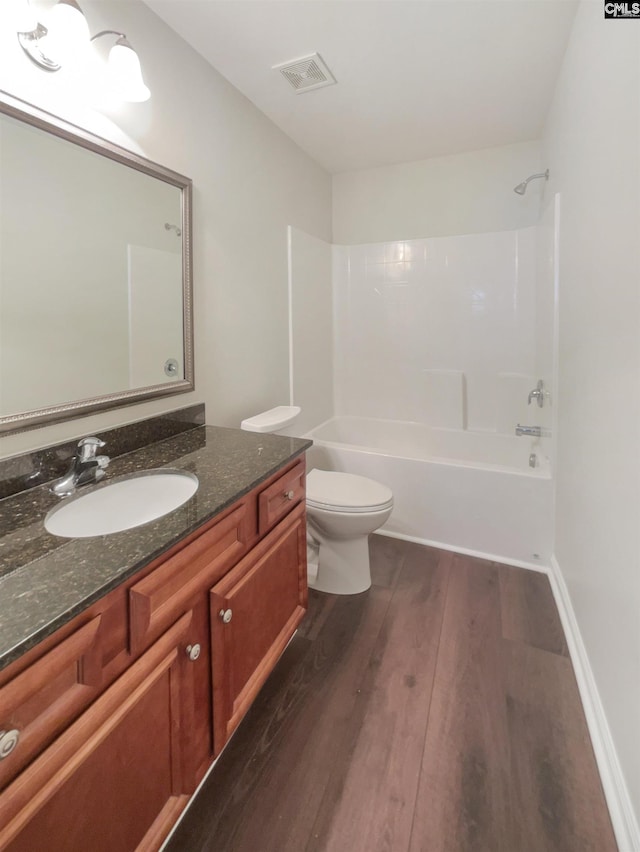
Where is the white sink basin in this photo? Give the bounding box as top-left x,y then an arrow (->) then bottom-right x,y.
45,469 -> 199,538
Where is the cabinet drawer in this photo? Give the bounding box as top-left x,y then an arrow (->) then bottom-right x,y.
0,616 -> 103,792
258,459 -> 305,536
130,502 -> 251,655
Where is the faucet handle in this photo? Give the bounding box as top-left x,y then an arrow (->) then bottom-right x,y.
77,436 -> 105,460
527,379 -> 545,408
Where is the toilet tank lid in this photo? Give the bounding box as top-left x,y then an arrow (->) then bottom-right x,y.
306,469 -> 393,510
240,406 -> 301,433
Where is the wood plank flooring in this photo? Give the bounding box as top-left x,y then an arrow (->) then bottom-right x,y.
165,537 -> 617,852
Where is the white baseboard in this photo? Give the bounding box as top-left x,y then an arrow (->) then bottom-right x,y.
374,529 -> 548,573
548,555 -> 640,852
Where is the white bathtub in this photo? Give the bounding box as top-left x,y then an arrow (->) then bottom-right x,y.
304,416 -> 553,568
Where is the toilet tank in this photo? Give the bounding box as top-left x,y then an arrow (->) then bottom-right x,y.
240,406 -> 301,434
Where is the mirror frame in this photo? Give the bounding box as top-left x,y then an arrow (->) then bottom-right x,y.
0,91 -> 194,436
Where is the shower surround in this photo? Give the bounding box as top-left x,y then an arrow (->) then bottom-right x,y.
289,219 -> 555,566
332,228 -> 539,434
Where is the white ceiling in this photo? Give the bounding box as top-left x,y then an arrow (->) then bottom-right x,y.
142,0 -> 578,174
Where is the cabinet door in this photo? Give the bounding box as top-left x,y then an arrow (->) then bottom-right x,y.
210,503 -> 307,754
0,612 -> 198,852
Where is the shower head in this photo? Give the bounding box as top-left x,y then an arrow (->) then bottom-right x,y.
513,169 -> 549,195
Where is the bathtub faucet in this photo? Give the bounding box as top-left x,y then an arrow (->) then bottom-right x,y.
528,379 -> 545,408
515,424 -> 542,438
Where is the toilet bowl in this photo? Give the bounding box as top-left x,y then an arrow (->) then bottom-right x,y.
306,469 -> 393,594
240,406 -> 394,595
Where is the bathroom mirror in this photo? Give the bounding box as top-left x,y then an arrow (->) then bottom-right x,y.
0,92 -> 193,435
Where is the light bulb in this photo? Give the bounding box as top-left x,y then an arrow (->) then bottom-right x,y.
40,0 -> 90,67
107,37 -> 150,102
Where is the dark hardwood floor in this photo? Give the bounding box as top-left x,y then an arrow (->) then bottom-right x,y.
165,537 -> 617,852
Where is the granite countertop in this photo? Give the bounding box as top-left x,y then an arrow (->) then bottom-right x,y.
0,425 -> 311,673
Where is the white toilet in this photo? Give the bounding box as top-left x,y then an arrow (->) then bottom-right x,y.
240,406 -> 393,595
305,468 -> 393,594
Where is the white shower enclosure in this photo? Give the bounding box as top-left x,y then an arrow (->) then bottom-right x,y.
289,195 -> 558,567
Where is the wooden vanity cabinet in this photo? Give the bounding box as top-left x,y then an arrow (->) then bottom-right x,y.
0,456 -> 307,852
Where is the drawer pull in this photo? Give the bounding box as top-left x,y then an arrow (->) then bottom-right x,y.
284,490 -> 295,501
219,608 -> 233,624
0,729 -> 20,760
186,644 -> 201,662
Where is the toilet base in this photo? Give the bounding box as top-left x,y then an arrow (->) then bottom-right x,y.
307,535 -> 371,595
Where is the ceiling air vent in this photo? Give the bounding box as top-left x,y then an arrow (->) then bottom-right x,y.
273,53 -> 336,94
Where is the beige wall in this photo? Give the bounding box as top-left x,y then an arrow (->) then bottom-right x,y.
0,0 -> 331,457
543,0 -> 640,825
332,140 -> 543,244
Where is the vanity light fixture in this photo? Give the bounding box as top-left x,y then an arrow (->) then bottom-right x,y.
17,0 -> 150,102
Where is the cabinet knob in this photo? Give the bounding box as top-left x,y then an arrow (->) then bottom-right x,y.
219,608 -> 233,624
0,729 -> 20,760
284,490 -> 295,501
186,644 -> 201,662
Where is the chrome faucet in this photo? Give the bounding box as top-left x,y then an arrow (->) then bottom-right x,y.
51,437 -> 110,497
528,379 -> 545,408
515,424 -> 542,438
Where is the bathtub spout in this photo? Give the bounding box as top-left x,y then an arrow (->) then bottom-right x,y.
516,424 -> 542,437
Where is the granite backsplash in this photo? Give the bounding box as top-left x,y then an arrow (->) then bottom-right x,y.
0,404 -> 205,501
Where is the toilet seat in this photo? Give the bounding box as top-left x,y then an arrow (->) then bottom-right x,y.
306,469 -> 393,514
